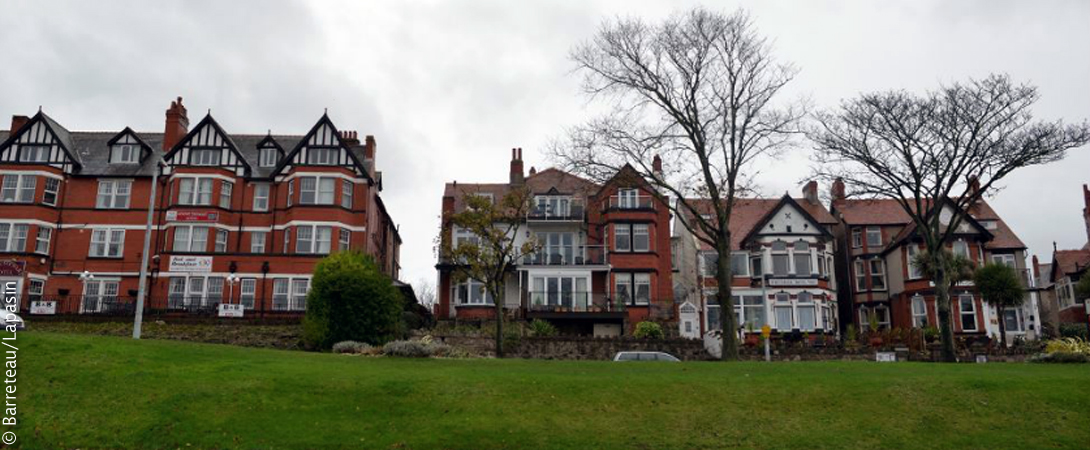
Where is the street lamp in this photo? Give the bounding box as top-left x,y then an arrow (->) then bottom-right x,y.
79,271 -> 93,314
226,273 -> 239,306
133,158 -> 164,340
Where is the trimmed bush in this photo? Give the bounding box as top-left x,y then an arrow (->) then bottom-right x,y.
1058,323 -> 1089,341
633,321 -> 664,339
382,340 -> 431,358
332,341 -> 372,354
303,251 -> 403,350
530,319 -> 558,337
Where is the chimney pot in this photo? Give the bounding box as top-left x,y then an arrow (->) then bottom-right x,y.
831,178 -> 846,202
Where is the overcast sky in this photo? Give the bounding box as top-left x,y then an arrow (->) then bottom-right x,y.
3,0 -> 1088,289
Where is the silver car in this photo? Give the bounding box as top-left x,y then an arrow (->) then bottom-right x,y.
0,312 -> 25,331
612,351 -> 680,362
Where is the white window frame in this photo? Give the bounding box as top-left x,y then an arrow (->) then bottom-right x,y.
633,273 -> 651,305
259,147 -> 278,167
455,279 -> 491,305
287,180 -> 294,207
341,180 -> 353,208
306,147 -> 338,165
906,244 -> 922,279
865,226 -> 882,248
614,224 -> 631,252
617,188 -> 639,209
851,228 -> 862,248
252,183 -> 270,211
911,295 -> 928,328
632,224 -> 650,252
178,178 -> 214,206
240,278 -> 257,309
0,223 -> 29,252
219,181 -> 233,209
190,148 -> 220,166
793,241 -> 812,275
34,226 -> 51,254
295,225 -> 332,254
214,229 -> 229,253
43,178 -> 60,206
299,176 -> 336,205
869,259 -> 886,291
952,240 -> 970,259
173,226 -> 209,253
854,259 -> 866,291
250,231 -> 267,254
96,180 -> 132,209
1,174 -> 37,203
89,228 -> 125,258
81,279 -> 120,313
959,294 -> 978,332
18,145 -> 49,162
111,144 -> 139,164
338,229 -> 350,251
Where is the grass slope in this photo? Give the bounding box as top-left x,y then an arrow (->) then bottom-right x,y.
20,332 -> 1090,449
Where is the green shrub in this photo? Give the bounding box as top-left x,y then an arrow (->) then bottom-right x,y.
845,324 -> 858,342
530,319 -> 558,337
382,340 -> 431,357
303,251 -> 403,350
1058,323 -> 1089,341
1044,338 -> 1090,355
1030,352 -> 1090,364
332,341 -> 372,354
633,321 -> 664,339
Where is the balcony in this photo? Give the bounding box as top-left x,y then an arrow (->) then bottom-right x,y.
528,198 -> 585,222
522,245 -> 608,266
605,194 -> 654,211
527,291 -> 627,313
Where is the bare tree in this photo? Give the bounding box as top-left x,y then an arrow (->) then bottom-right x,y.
551,7 -> 802,360
414,278 -> 436,313
811,74 -> 1090,361
438,189 -> 538,358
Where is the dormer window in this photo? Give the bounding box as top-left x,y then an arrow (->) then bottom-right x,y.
259,147 -> 278,168
111,144 -> 139,164
18,145 -> 49,162
306,148 -> 337,165
190,149 -> 220,166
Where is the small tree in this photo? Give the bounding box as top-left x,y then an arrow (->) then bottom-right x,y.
812,74 -> 1090,361
1075,275 -> 1090,303
974,263 -> 1025,348
303,251 -> 403,350
439,189 -> 538,358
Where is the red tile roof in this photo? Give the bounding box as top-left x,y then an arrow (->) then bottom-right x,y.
442,167 -> 602,213
833,198 -> 1025,250
1054,249 -> 1090,278
684,197 -> 837,250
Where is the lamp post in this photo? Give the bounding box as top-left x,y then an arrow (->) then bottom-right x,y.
78,270 -> 94,314
133,159 -> 162,340
226,273 -> 239,307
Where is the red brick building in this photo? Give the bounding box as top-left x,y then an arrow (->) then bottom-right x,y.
1044,184 -> 1090,325
435,150 -> 673,336
828,179 -> 1041,343
671,182 -> 840,340
0,98 -> 402,317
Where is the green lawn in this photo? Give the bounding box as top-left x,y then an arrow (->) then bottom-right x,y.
19,332 -> 1090,449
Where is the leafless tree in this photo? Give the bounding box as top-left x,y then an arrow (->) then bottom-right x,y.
810,74 -> 1090,361
414,278 -> 436,313
551,7 -> 802,360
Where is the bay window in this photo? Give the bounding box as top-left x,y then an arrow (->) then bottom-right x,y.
253,183 -> 270,211
342,180 -> 353,208
797,292 -> 816,332
614,275 -> 632,304
295,225 -> 332,254
178,178 -> 214,205
632,224 -> 650,251
339,229 -> 350,251
455,279 -> 490,305
2,174 -> 37,203
214,229 -> 229,253
173,226 -> 209,253
793,241 -> 811,275
299,176 -> 336,205
0,224 -> 29,252
614,224 -> 631,252
251,231 -> 266,254
634,273 -> 651,305
219,181 -> 233,208
43,178 -> 59,206
34,226 -> 51,254
774,293 -> 793,331
730,252 -> 749,277
771,241 -> 789,276
959,295 -> 977,331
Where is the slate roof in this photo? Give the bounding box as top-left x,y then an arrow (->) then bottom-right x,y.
2,127 -> 369,180
442,167 -> 601,213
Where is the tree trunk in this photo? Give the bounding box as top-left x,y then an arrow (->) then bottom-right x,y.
493,287 -> 505,358
716,236 -> 738,361
998,308 -> 1008,350
932,263 -> 957,362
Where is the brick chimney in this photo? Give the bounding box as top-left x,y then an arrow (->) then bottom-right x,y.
968,175 -> 981,199
1032,254 -> 1041,281
364,135 -> 378,178
9,115 -> 29,135
163,97 -> 189,151
652,155 -> 663,174
802,180 -> 819,205
509,148 -> 524,186
831,178 -> 846,202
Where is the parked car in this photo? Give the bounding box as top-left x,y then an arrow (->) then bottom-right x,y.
0,312 -> 25,331
612,351 -> 680,362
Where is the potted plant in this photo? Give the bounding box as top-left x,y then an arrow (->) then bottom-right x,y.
744,322 -> 760,347
868,314 -> 883,347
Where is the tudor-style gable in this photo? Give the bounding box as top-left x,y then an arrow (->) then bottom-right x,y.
162,114 -> 251,176
272,114 -> 369,178
743,195 -> 832,245
255,134 -> 285,169
0,111 -> 81,173
106,127 -> 153,164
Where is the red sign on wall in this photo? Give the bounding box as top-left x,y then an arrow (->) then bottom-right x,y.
0,261 -> 26,277
166,211 -> 219,222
